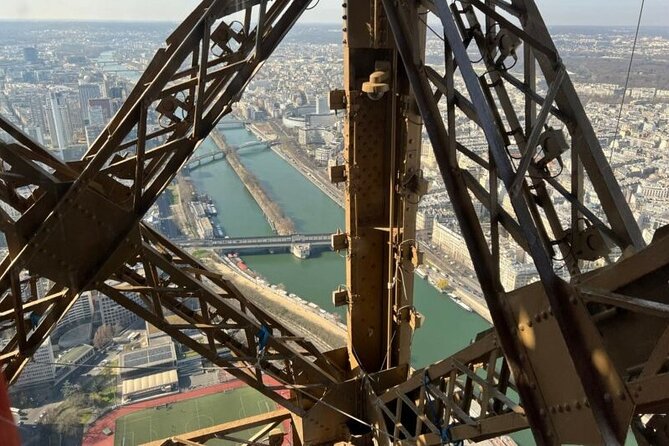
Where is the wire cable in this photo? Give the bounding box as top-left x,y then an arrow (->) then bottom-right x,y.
291,381 -> 404,443
609,0 -> 645,167
33,359 -> 257,372
419,15 -> 445,42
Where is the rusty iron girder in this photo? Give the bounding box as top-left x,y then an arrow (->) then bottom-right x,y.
140,408 -> 291,446
0,0 -> 346,411
0,0 -> 668,445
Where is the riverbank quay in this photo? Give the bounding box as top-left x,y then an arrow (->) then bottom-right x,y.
201,251 -> 346,351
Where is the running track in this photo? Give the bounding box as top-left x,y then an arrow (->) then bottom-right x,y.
83,377 -> 289,446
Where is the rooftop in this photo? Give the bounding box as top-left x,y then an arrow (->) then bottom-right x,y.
119,342 -> 176,371
58,344 -> 94,365
146,314 -> 186,337
121,369 -> 178,396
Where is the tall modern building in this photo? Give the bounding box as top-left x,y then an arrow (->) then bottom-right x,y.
12,337 -> 56,389
29,95 -> 46,136
316,95 -> 329,115
55,292 -> 94,332
23,47 -> 39,64
46,91 -> 73,152
108,85 -> 125,100
88,98 -> 113,123
78,83 -> 102,124
96,289 -> 143,329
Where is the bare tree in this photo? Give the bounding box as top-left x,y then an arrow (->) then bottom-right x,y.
93,324 -> 114,349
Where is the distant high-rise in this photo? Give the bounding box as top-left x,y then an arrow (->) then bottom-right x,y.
108,85 -> 125,100
88,106 -> 106,127
96,289 -> 143,329
46,91 -> 73,153
23,47 -> 39,64
88,98 -> 113,122
316,95 -> 329,115
78,83 -> 102,124
11,337 -> 55,389
29,96 -> 46,133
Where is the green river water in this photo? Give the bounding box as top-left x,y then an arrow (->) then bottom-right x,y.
190,125 -> 536,444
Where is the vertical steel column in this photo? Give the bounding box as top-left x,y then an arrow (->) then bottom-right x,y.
343,1 -> 423,373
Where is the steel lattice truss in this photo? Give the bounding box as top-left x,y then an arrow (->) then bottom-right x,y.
0,0 -> 668,445
0,0 -> 339,412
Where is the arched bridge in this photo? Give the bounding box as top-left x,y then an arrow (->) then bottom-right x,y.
184,141 -> 277,170
217,120 -> 248,129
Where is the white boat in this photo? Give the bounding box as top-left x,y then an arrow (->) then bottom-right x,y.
453,297 -> 473,312
290,243 -> 311,259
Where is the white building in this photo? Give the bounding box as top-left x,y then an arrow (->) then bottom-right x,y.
416,211 -> 435,234
97,290 -> 143,329
78,83 -> 102,123
61,292 -> 94,327
53,291 -> 94,340
432,220 -> 473,269
499,257 -> 537,292
12,337 -> 56,389
46,91 -> 73,151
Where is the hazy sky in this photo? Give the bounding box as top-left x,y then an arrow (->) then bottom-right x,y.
0,0 -> 666,27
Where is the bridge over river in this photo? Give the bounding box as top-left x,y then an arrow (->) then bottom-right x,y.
184,140 -> 278,170
178,233 -> 332,257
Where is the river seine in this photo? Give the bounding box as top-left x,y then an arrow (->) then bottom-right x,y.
190,123 -> 537,444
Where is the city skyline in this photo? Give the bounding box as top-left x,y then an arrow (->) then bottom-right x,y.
0,0 -> 667,27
